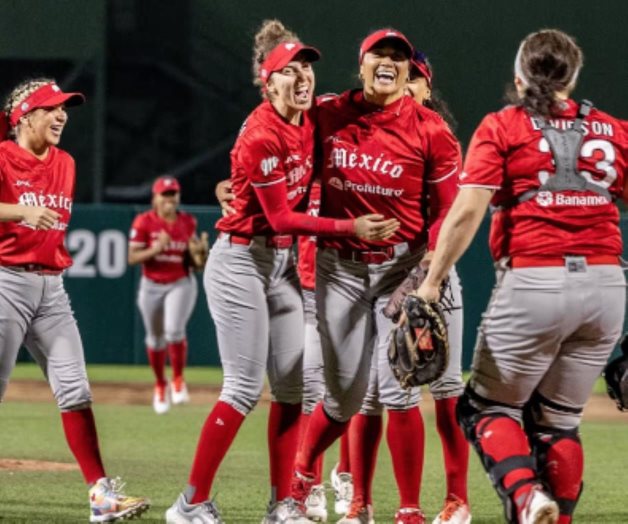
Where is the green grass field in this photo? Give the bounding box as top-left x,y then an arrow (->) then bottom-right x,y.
1,365 -> 627,523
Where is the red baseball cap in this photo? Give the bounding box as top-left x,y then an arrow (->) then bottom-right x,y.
9,82 -> 85,126
410,50 -> 433,88
359,29 -> 413,64
152,176 -> 181,194
259,41 -> 321,84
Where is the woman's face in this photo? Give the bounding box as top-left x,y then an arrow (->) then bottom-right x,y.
267,56 -> 316,122
405,74 -> 430,105
20,104 -> 68,148
153,190 -> 180,216
360,42 -> 410,105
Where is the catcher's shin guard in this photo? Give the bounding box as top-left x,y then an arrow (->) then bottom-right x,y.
457,389 -> 536,524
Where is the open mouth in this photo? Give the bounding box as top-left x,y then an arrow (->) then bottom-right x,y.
294,85 -> 310,104
374,69 -> 396,86
50,124 -> 64,137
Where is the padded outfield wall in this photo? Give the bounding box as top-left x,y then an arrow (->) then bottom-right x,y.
16,205 -> 626,369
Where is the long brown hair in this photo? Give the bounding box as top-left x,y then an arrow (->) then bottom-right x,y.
507,29 -> 583,117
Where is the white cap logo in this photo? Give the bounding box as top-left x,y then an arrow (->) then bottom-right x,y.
285,43 -> 296,51
165,179 -> 172,186
51,84 -> 60,92
20,102 -> 29,111
536,191 -> 553,207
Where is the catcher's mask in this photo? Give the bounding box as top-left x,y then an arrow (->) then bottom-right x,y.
604,333 -> 628,412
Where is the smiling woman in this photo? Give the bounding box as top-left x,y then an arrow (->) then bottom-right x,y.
0,77 -> 150,522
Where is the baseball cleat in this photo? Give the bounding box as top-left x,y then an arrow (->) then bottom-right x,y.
89,476 -> 150,522
153,383 -> 170,414
336,497 -> 373,524
305,484 -> 328,522
261,498 -> 312,523
518,485 -> 559,524
171,379 -> 190,405
330,464 -> 353,515
432,495 -> 471,524
165,493 -> 223,523
395,507 -> 426,524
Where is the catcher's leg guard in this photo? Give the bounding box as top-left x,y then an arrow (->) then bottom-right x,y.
524,401 -> 584,522
458,389 -> 537,523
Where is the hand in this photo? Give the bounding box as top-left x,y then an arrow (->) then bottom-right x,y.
353,214 -> 400,241
188,231 -> 209,256
21,206 -> 61,230
152,230 -> 171,252
216,180 -> 236,216
412,279 -> 442,303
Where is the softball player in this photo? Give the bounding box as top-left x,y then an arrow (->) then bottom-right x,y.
0,78 -> 149,522
415,29 -> 628,524
128,176 -> 207,414
338,50 -> 471,524
288,29 -> 461,524
165,20 -> 398,524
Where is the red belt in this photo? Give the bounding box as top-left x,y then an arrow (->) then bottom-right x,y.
510,255 -> 619,268
3,264 -> 63,275
221,232 -> 294,249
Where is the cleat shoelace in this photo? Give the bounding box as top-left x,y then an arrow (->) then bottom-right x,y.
440,498 -> 464,520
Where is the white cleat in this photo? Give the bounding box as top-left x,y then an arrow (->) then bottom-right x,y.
172,381 -> 190,405
305,484 -> 328,522
261,498 -> 313,523
336,503 -> 374,524
165,493 -> 223,523
432,495 -> 471,524
89,476 -> 150,522
153,383 -> 170,414
330,464 -> 353,516
518,485 -> 559,524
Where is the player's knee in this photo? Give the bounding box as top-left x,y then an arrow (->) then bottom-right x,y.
524,390 -> 583,431
165,330 -> 185,343
271,384 -> 302,405
358,390 -> 383,416
323,394 -> 363,422
56,383 -> 93,411
145,335 -> 166,349
219,380 -> 264,415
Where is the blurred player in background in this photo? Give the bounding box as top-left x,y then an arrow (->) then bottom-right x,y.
166,19 -> 398,524
288,29 -> 461,524
415,29 -> 628,524
0,77 -> 149,523
128,175 -> 208,414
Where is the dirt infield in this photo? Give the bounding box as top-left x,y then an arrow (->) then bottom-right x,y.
4,378 -> 625,421
0,458 -> 79,472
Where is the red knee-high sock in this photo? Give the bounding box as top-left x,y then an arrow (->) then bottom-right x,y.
295,403 -> 348,476
268,402 -> 303,501
350,413 -> 383,506
168,339 -> 187,386
297,412 -> 323,484
539,435 -> 584,524
476,416 -> 537,511
147,347 -> 167,387
188,400 -> 245,503
61,408 -> 106,484
435,397 -> 469,503
337,426 -> 351,473
387,408 -> 425,508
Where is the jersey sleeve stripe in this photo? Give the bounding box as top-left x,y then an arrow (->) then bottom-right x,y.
251,177 -> 286,188
427,165 -> 458,184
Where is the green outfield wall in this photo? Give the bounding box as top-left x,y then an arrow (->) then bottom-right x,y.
19,205 -> 627,369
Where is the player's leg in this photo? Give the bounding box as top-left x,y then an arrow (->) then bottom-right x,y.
0,269 -> 32,404
137,276 -> 169,412
458,266 -> 570,523
25,274 -> 149,522
164,274 -> 198,403
179,237 -> 271,507
373,294 -> 426,523
526,264 -> 625,524
266,254 -> 306,507
292,249 -> 378,503
429,267 -> 471,524
300,288 -> 328,521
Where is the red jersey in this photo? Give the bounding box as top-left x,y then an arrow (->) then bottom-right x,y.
129,209 -> 197,284
461,100 -> 628,260
216,100 -> 315,236
316,90 -> 460,251
0,141 -> 74,270
297,181 -> 320,290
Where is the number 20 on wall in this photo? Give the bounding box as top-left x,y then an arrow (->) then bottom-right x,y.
66,229 -> 127,278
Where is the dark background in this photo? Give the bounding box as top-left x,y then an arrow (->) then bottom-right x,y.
1,0 -> 626,205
